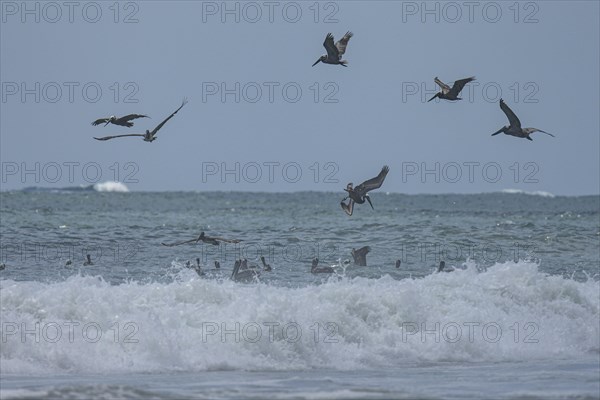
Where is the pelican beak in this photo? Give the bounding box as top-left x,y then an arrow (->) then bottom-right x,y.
427,93 -> 438,102
312,59 -> 321,67
366,195 -> 374,210
491,127 -> 504,136
104,120 -> 110,126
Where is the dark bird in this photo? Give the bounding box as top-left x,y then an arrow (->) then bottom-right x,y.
311,258 -> 334,274
92,114 -> 148,128
312,31 -> 353,67
231,259 -> 260,282
83,254 -> 93,266
94,99 -> 187,142
428,76 -> 475,102
492,99 -> 554,141
395,260 -> 401,269
341,165 -> 389,216
351,246 -> 371,266
260,256 -> 272,272
436,260 -> 455,273
185,258 -> 205,276
0,263 -> 5,271
214,261 -> 221,269
65,260 -> 72,266
161,231 -> 241,247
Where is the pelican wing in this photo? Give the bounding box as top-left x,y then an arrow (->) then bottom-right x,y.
323,33 -> 340,59
335,31 -> 353,57
209,236 -> 241,244
434,77 -> 451,94
92,118 -> 110,126
448,76 -> 475,97
354,165 -> 390,195
340,199 -> 354,216
499,99 -> 521,129
93,134 -> 144,141
150,99 -> 188,136
115,114 -> 149,126
160,237 -> 198,247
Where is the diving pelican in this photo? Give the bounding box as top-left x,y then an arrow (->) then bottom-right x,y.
428,76 -> 475,102
341,165 -> 389,216
94,99 -> 187,142
161,231 -> 241,247
311,258 -> 334,274
92,114 -> 148,127
312,31 -> 353,67
492,99 -> 554,141
351,246 -> 371,266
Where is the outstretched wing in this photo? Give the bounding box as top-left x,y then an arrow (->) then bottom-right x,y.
115,114 -> 149,127
209,236 -> 242,244
335,31 -> 353,57
355,165 -> 390,195
92,118 -> 110,126
93,134 -> 144,141
499,99 -> 521,129
323,33 -> 340,59
448,76 -> 475,97
160,238 -> 198,247
340,199 -> 354,216
150,99 -> 188,136
434,77 -> 451,94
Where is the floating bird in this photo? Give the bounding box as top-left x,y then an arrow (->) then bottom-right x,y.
214,261 -> 221,269
92,114 -> 148,128
65,260 -> 72,266
395,260 -> 401,269
94,99 -> 187,142
184,258 -> 205,276
260,256 -> 272,272
161,231 -> 241,247
492,99 -> 554,141
311,258 -> 334,274
83,254 -> 93,266
231,259 -> 260,282
436,260 -> 455,272
341,165 -> 389,216
351,246 -> 371,266
0,263 -> 5,271
428,76 -> 475,102
312,31 -> 353,67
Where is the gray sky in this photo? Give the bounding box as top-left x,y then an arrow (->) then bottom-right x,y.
1,0 -> 599,195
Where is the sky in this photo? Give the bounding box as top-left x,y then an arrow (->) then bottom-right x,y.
1,0 -> 599,195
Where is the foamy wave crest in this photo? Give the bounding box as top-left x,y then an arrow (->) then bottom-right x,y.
93,181 -> 129,192
501,189 -> 555,198
1,261 -> 598,374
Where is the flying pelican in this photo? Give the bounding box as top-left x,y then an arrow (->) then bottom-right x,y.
312,31 -> 353,67
260,256 -> 272,272
351,246 -> 371,266
92,114 -> 148,127
94,99 -> 187,142
83,254 -> 93,266
161,231 -> 241,247
231,259 -> 260,282
311,258 -> 334,274
341,165 -> 390,216
428,76 -> 475,102
492,99 -> 554,141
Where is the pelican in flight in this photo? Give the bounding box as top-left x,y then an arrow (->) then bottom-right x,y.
94,99 -> 187,142
92,114 -> 148,127
312,31 -> 353,67
341,165 -> 389,216
161,231 -> 241,247
492,99 -> 554,141
311,258 -> 334,274
231,259 -> 260,282
428,76 -> 475,102
351,246 -> 371,266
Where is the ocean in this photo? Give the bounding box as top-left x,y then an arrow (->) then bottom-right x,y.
1,189 -> 599,399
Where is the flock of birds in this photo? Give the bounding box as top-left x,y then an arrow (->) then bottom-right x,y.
76,31 -> 556,280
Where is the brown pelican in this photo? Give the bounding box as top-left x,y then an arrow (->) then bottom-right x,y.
83,254 -> 93,266
351,246 -> 371,266
341,165 -> 389,216
0,263 -> 5,271
161,231 -> 241,247
311,258 -> 334,274
312,32 -> 353,67
65,260 -> 72,266
260,256 -> 272,272
428,76 -> 475,102
92,114 -> 148,127
214,260 -> 220,269
184,258 -> 205,276
492,99 -> 554,141
395,260 -> 401,269
231,259 -> 260,282
436,260 -> 455,272
94,99 -> 187,142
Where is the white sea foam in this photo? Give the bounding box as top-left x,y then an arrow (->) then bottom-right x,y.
501,189 -> 555,198
1,260 -> 598,375
93,181 -> 129,192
